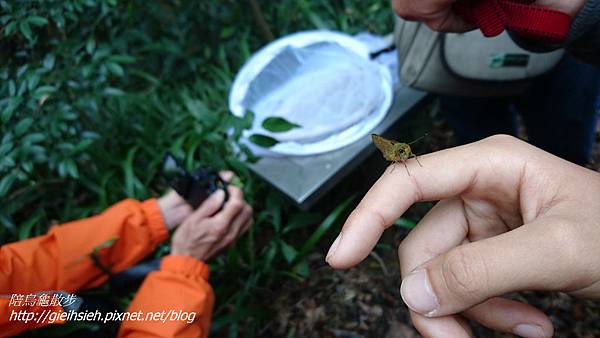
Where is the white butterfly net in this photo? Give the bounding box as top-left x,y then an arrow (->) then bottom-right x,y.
230,31 -> 394,156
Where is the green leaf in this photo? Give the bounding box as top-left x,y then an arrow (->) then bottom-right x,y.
293,260 -> 310,278
249,134 -> 278,148
15,118 -> 33,136
123,146 -> 140,196
64,159 -> 79,178
283,212 -> 323,234
108,54 -> 136,64
394,217 -> 417,230
27,16 -> 48,27
1,96 -> 23,123
85,39 -> 95,54
103,87 -> 125,96
261,117 -> 301,133
0,142 -> 13,156
18,213 -> 42,241
8,80 -> 15,96
220,26 -> 235,39
129,70 -> 160,86
43,54 -> 55,70
261,242 -> 277,272
242,110 -> 255,129
32,85 -> 56,99
182,94 -> 217,126
291,196 -> 354,266
0,173 -> 16,196
71,139 -> 94,154
4,21 -> 17,36
57,161 -> 68,178
16,81 -> 26,96
107,62 -> 124,77
22,133 -> 45,144
0,156 -> 16,170
21,161 -> 33,173
92,236 -> 119,254
27,73 -> 40,90
18,21 -> 32,41
16,65 -> 28,78
229,176 -> 244,189
279,240 -> 298,263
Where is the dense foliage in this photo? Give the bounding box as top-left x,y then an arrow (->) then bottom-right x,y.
0,0 -> 394,336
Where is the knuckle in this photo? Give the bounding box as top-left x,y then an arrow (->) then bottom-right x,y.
478,134 -> 525,162
220,170 -> 234,177
225,230 -> 238,242
441,247 -> 487,299
348,206 -> 389,233
482,134 -> 518,146
229,185 -> 243,196
424,19 -> 445,32
226,230 -> 239,241
228,199 -> 244,210
213,224 -> 229,238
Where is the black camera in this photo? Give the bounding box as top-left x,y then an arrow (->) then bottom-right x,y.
162,152 -> 229,209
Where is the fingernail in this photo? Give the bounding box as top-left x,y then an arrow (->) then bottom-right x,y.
211,189 -> 225,202
325,235 -> 341,263
400,269 -> 439,316
513,324 -> 545,338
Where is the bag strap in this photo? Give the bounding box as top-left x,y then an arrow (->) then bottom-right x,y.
454,0 -> 572,43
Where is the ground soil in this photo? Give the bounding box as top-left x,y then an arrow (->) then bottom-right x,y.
260,111 -> 600,338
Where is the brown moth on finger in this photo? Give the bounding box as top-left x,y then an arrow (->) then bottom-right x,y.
371,134 -> 427,176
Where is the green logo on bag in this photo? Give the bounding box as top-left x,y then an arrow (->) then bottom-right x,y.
490,54 -> 529,68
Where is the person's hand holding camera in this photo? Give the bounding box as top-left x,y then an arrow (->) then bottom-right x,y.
163,171 -> 253,262
327,135 -> 600,337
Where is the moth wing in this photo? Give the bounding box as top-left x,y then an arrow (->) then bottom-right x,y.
371,134 -> 399,161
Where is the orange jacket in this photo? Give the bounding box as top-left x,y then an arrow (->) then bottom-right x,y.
0,199 -> 214,337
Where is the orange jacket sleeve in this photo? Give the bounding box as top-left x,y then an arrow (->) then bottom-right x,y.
0,199 -> 170,336
118,256 -> 214,338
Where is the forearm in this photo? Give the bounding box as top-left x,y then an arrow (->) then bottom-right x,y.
0,199 -> 169,294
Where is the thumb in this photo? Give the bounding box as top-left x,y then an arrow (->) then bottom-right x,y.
400,221 -> 574,317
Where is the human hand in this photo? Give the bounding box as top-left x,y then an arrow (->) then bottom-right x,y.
326,135 -> 600,337
171,172 -> 252,261
158,190 -> 193,230
391,0 -> 474,32
391,0 -> 586,32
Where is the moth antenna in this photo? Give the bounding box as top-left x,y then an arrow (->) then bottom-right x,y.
408,133 -> 430,145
